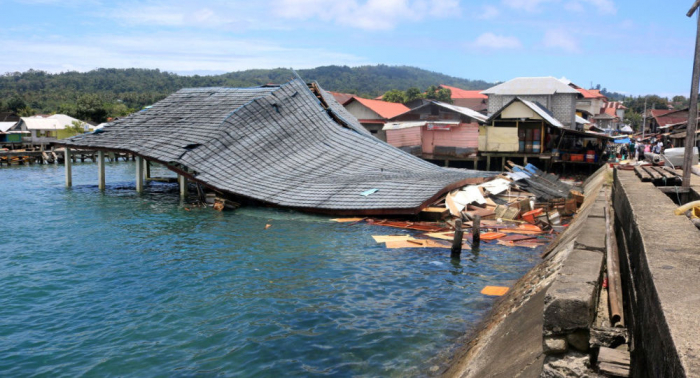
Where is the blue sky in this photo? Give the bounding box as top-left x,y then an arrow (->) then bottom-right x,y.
0,0 -> 696,96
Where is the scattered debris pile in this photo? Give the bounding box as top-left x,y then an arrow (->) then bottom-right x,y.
334,162 -> 591,251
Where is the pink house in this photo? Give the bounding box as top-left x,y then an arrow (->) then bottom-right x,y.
384,101 -> 487,158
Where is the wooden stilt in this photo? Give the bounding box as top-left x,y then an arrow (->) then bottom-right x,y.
451,219 -> 464,258
98,150 -> 105,190
135,156 -> 144,193
65,148 -> 72,187
472,215 -> 481,248
178,174 -> 188,197
486,156 -> 491,171
145,160 -> 151,179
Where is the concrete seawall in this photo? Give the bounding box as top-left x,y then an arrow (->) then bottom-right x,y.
443,166 -> 609,378
613,170 -> 700,377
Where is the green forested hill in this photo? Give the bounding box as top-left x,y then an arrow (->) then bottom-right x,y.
0,65 -> 494,122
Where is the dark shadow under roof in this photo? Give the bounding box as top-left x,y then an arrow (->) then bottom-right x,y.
60,79 -> 489,214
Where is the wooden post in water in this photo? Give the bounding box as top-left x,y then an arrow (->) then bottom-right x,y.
65,148 -> 72,187
97,150 -> 105,190
451,219 -> 464,258
135,156 -> 144,193
178,174 -> 188,197
145,160 -> 151,180
472,215 -> 481,248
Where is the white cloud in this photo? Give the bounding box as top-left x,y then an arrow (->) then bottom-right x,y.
472,32 -> 523,49
542,29 -> 580,53
0,33 -> 369,74
479,5 -> 500,19
502,0 -> 558,12
565,0 -> 616,15
274,0 -> 461,30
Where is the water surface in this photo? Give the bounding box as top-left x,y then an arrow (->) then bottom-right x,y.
0,162 -> 540,377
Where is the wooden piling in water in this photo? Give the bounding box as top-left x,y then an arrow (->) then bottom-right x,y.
65,148 -> 72,187
451,219 -> 464,258
135,156 -> 144,193
472,215 -> 481,248
98,150 -> 105,190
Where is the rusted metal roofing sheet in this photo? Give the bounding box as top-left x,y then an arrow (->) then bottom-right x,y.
59,79 -> 489,214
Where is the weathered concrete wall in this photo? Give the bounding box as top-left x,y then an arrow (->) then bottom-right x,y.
613,170 -> 700,377
443,166 -> 608,378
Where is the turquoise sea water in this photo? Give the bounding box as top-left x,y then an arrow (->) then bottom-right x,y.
0,161 -> 541,377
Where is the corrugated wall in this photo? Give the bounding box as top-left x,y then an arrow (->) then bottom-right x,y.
386,127 -> 422,147
431,123 -> 479,149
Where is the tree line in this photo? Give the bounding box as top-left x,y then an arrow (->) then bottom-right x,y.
0,66 -> 492,123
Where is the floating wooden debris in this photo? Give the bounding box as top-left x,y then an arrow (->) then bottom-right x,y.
371,235 -> 415,243
366,219 -> 449,232
481,286 -> 510,296
331,218 -> 366,223
384,239 -> 458,249
419,207 -> 449,221
480,232 -> 507,240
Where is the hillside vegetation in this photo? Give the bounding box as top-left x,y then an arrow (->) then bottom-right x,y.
0,65 -> 494,122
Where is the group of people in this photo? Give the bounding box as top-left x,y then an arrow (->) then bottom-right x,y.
619,138 -> 670,161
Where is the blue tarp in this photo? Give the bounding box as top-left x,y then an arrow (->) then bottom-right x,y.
613,138 -> 630,144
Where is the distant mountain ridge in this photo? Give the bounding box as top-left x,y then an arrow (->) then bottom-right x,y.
0,65 -> 495,117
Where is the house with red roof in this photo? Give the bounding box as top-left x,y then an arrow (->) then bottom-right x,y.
645,108 -> 695,134
439,85 -> 488,113
328,91 -> 355,106
382,101 -> 487,159
343,97 -> 410,141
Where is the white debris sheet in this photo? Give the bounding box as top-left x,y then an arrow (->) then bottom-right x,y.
445,185 -> 487,216
478,178 -> 511,196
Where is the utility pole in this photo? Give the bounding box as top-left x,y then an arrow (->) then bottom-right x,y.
683,0 -> 700,188
642,97 -> 647,140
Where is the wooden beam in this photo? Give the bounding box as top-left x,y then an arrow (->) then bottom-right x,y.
65,147 -> 72,187
688,0 -> 700,17
97,150 -> 105,190
178,174 -> 188,197
135,156 -> 144,193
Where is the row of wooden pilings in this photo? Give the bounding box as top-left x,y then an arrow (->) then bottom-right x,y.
64,148 -> 189,196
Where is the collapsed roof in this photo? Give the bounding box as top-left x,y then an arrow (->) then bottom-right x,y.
58,79 -> 488,214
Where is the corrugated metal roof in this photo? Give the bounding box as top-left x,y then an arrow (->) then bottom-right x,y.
390,101 -> 487,123
58,79 -> 490,214
383,121 -> 459,131
432,101 -> 489,122
328,91 -> 355,105
349,97 -> 410,119
20,114 -> 85,130
575,115 -> 590,124
576,87 -> 607,99
20,118 -> 63,130
482,77 -> 580,96
486,97 -> 564,128
439,85 -> 488,99
0,122 -> 17,133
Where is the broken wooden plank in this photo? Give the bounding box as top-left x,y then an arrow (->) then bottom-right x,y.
642,166 -> 663,183
371,235 -> 414,243
598,346 -> 630,364
598,362 -> 629,377
598,346 -> 630,377
384,239 -> 461,249
634,166 -> 652,182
